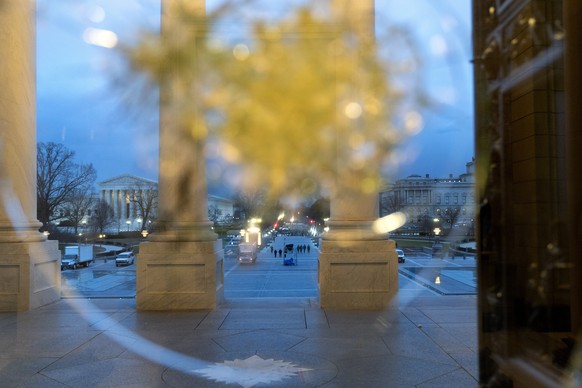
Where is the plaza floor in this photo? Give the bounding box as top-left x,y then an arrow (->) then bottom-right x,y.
0,245 -> 479,387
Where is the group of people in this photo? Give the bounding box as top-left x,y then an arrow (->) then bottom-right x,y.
295,244 -> 310,254
269,244 -> 311,258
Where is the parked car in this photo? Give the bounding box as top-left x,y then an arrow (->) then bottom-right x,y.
396,248 -> 406,263
116,251 -> 135,267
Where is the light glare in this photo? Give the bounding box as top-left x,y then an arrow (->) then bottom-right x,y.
372,212 -> 407,234
83,27 -> 118,48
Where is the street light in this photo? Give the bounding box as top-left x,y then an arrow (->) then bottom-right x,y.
126,219 -> 131,231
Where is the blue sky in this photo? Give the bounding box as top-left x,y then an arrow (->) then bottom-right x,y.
36,0 -> 474,195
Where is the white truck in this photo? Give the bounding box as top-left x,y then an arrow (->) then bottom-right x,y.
61,245 -> 94,270
237,242 -> 257,264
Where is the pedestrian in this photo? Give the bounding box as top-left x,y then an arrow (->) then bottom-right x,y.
307,245 -> 310,253
278,249 -> 282,258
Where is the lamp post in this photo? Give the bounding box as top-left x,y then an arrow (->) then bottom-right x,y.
126,219 -> 131,231
433,218 -> 440,238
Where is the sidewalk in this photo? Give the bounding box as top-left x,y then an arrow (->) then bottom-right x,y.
0,292 -> 478,387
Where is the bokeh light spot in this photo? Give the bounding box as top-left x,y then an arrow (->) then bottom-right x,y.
345,102 -> 363,119
233,43 -> 250,61
404,111 -> 423,135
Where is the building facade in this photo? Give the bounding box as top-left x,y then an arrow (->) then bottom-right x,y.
99,174 -> 235,232
99,174 -> 158,232
380,160 -> 475,236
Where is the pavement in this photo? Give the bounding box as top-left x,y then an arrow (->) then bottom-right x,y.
0,239 -> 479,387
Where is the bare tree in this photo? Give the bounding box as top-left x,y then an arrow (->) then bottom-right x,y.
208,204 -> 222,226
233,188 -> 265,221
379,191 -> 403,217
90,199 -> 114,234
221,213 -> 234,226
129,181 -> 158,231
438,207 -> 462,236
37,142 -> 97,230
303,197 -> 330,224
62,188 -> 94,235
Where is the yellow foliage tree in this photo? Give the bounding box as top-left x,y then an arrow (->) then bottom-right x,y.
121,2 -> 422,201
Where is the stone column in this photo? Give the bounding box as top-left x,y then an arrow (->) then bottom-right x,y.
108,189 -> 113,216
0,0 -> 61,311
137,0 -> 223,310
122,190 -> 128,220
319,0 -> 397,310
117,189 -> 122,220
112,189 -> 117,219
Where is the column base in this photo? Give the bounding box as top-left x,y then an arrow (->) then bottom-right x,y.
136,239 -> 224,310
323,220 -> 386,241
148,221 -> 218,242
0,240 -> 61,311
319,239 -> 398,310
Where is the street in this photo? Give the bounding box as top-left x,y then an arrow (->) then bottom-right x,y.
61,240 -> 477,299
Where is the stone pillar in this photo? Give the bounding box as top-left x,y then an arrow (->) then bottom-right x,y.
319,0 -> 397,310
117,189 -> 122,220
122,190 -> 127,220
0,0 -> 61,311
113,189 -> 118,219
129,190 -> 134,220
137,0 -> 223,310
108,189 -> 113,216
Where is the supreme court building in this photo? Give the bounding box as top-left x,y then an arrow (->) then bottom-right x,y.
99,174 -> 158,232
98,174 -> 234,232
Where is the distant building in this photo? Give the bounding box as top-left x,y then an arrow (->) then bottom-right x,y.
379,160 -> 476,236
98,174 -> 234,231
207,194 -> 236,226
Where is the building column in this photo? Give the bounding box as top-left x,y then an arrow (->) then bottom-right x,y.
122,190 -> 127,220
117,189 -> 122,220
0,0 -> 60,311
108,189 -> 113,216
137,0 -> 223,310
128,190 -> 134,220
112,189 -> 118,219
319,0 -> 397,310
